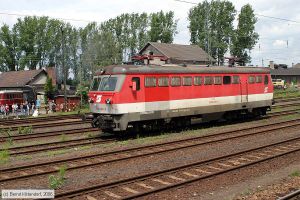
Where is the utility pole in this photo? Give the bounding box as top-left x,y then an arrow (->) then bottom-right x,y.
80,54 -> 83,110
61,26 -> 67,111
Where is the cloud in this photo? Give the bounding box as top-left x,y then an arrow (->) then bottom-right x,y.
273,40 -> 288,47
0,0 -> 300,66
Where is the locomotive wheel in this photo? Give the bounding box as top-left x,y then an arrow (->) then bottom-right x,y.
92,118 -> 100,128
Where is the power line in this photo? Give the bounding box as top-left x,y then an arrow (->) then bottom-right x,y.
173,0 -> 300,24
0,11 -> 93,23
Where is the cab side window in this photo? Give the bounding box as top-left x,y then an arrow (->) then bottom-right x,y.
132,77 -> 140,91
264,75 -> 269,85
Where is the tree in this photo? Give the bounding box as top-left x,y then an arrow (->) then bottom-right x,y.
44,76 -> 54,103
231,4 -> 259,64
0,24 -> 20,71
149,11 -> 178,43
188,0 -> 236,65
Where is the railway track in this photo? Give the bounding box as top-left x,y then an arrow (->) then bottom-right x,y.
1,118 -> 300,183
272,102 -> 300,109
0,120 -> 88,131
0,127 -> 98,142
0,114 -> 84,126
54,133 -> 300,199
0,132 -> 112,156
267,108 -> 300,117
278,189 -> 300,200
274,97 -> 300,103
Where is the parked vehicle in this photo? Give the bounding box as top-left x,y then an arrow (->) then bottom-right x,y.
0,90 -> 24,108
272,79 -> 285,89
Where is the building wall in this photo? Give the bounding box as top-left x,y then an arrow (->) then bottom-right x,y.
32,73 -> 47,85
140,45 -> 164,56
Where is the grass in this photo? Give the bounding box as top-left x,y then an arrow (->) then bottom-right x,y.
60,134 -> 67,142
0,149 -> 10,164
48,165 -> 67,189
289,170 -> 300,177
279,113 -> 300,121
17,126 -> 33,135
274,87 -> 300,99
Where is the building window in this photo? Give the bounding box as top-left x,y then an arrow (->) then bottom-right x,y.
223,76 -> 231,85
256,75 -> 262,83
171,76 -> 181,86
204,76 -> 213,85
194,76 -> 202,85
248,75 -> 255,84
145,77 -> 157,87
232,76 -> 240,84
214,76 -> 222,85
158,77 -> 169,87
183,76 -> 192,86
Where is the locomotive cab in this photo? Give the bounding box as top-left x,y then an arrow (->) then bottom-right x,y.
88,74 -> 126,131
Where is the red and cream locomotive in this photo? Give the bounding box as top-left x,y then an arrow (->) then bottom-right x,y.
88,64 -> 273,133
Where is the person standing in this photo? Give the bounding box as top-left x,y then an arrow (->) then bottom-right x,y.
5,104 -> 9,116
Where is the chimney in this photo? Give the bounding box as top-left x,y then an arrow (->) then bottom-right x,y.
269,61 -> 274,69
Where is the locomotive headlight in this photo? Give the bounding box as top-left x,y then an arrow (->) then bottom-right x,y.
105,98 -> 112,104
88,98 -> 94,103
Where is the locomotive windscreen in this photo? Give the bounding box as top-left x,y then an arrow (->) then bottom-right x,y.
99,77 -> 118,91
91,77 -> 101,91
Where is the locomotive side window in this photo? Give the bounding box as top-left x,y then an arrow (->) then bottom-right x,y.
158,77 -> 169,87
248,75 -> 255,84
145,77 -> 157,87
171,77 -> 181,86
194,76 -> 202,85
256,75 -> 262,83
232,76 -> 240,84
204,76 -> 213,85
132,77 -> 140,91
264,75 -> 269,85
183,76 -> 192,86
223,76 -> 231,85
214,76 -> 222,85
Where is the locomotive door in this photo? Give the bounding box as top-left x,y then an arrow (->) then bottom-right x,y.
240,78 -> 248,103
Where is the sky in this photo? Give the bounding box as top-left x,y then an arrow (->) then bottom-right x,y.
0,0 -> 300,67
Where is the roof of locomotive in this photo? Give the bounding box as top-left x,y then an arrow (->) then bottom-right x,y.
95,64 -> 270,76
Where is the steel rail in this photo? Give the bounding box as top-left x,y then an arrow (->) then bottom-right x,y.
0,120 -> 88,132
54,135 -> 300,199
0,127 -> 97,142
1,118 -> 300,182
277,189 -> 300,200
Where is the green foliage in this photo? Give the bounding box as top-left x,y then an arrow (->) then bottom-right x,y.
44,75 -> 55,103
231,4 -> 259,64
289,170 -> 300,177
0,24 -> 19,71
48,165 -> 67,189
0,12 -> 177,82
149,11 -> 178,43
76,84 -> 89,103
188,0 -> 236,65
274,87 -> 300,99
0,149 -> 10,164
18,126 -> 33,135
60,134 -> 67,142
